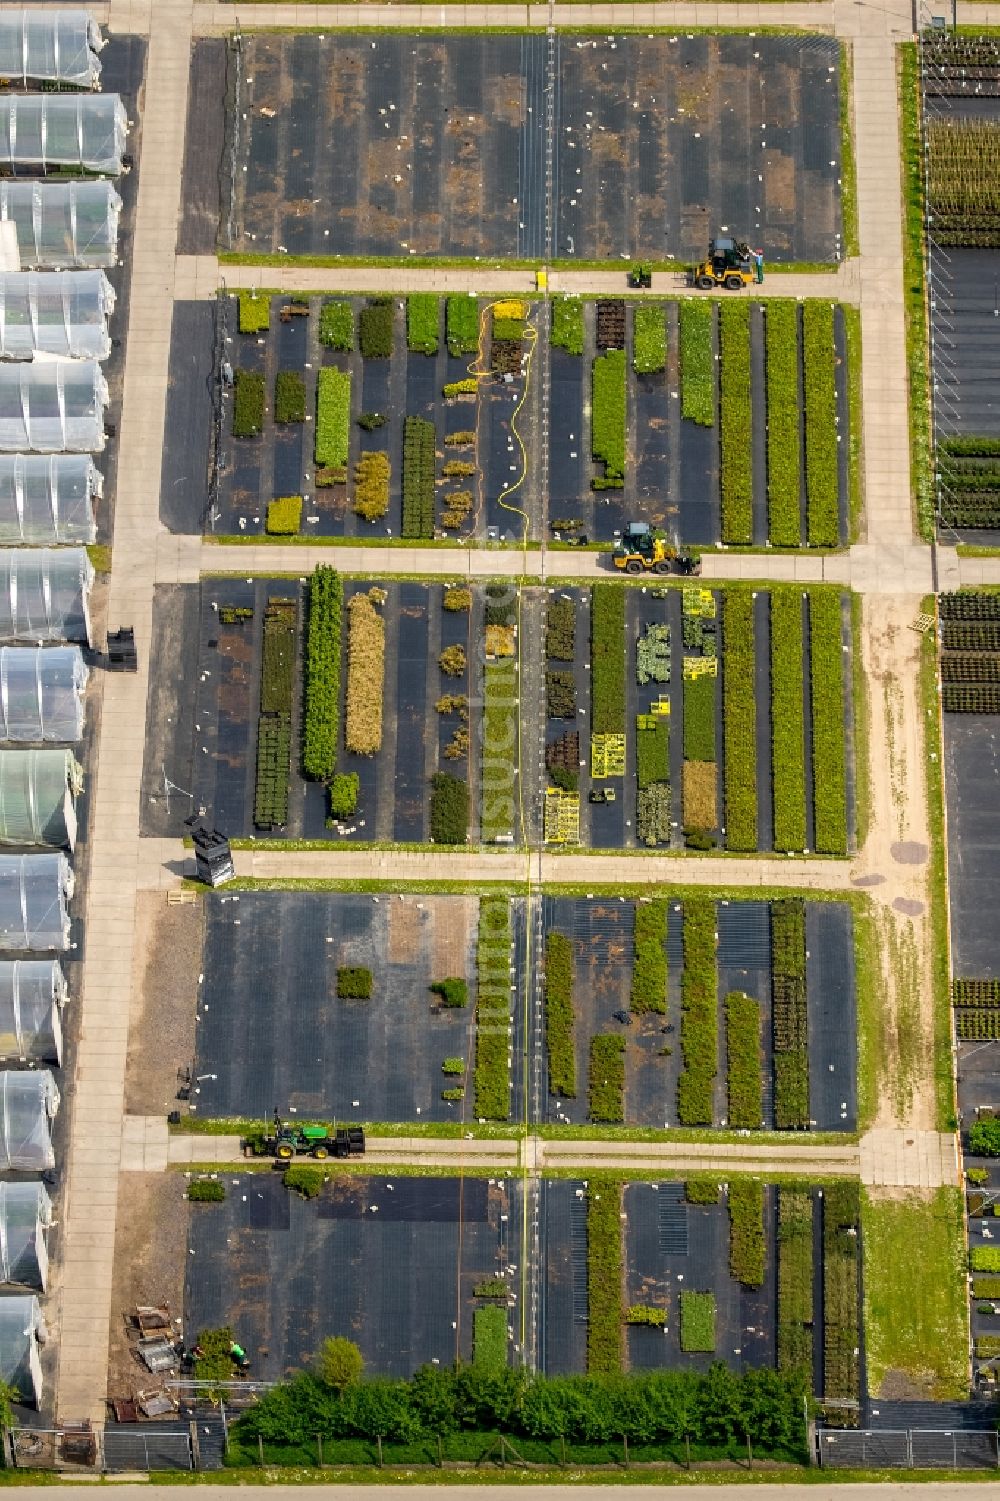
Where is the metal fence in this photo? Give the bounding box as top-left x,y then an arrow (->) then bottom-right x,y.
819,1429 -> 1000,1469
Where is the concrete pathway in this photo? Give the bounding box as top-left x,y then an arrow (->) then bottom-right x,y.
55,0 -> 195,1426
188,1 -> 835,31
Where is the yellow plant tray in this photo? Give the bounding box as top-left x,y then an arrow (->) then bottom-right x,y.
544,787 -> 580,844
591,733 -> 626,777
683,655 -> 718,680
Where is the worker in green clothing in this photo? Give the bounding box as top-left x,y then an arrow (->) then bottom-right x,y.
231,1340 -> 248,1368
754,250 -> 764,284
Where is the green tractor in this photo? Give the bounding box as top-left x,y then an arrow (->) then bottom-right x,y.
265,1111 -> 366,1160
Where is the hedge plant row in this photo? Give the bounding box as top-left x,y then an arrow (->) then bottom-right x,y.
777,1189 -> 814,1386
636,719 -> 668,790
683,673 -> 716,762
481,660 -> 517,841
765,303 -> 801,546
403,415 -> 435,539
679,301 -> 714,426
544,932 -> 576,1097
589,1034 -> 625,1123
770,589 -> 807,852
302,566 -> 342,781
473,1306 -> 508,1373
591,584 -> 626,735
630,900 -> 667,1014
315,368 -> 351,469
719,302 -> 752,545
254,598 -> 296,830
233,368 -> 264,438
344,589 -> 384,756
275,369 -> 305,424
354,451 -> 390,522
722,591 -> 757,852
808,592 -> 848,856
447,296 -> 479,357
552,296 -> 584,355
319,299 -> 354,351
771,898 -> 809,1129
475,898 -> 511,1120
725,991 -> 762,1129
822,1183 -> 860,1404
591,349 -> 626,488
360,298 -> 394,359
729,1180 -> 766,1287
633,303 -> 666,375
407,294 -> 439,355
678,899 -> 718,1126
238,289 -> 270,334
545,596 -> 575,660
430,772 -> 468,844
587,1182 -> 624,1374
802,302 -> 840,547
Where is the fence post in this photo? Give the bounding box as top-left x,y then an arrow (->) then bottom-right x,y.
376,1434 -> 383,1468
746,1433 -> 752,1470
317,1434 -> 323,1469
437,1434 -> 443,1468
189,1421 -> 200,1471
685,1434 -> 691,1471
258,1434 -> 265,1467
906,1430 -> 913,1469
622,1434 -> 629,1469
560,1435 -> 566,1467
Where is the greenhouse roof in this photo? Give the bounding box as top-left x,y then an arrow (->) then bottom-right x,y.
0,453 -> 99,545
0,548 -> 93,644
0,94 -> 127,175
0,181 -> 120,271
0,11 -> 103,87
0,1070 -> 59,1170
0,646 -> 88,743
0,271 -> 114,361
0,1183 -> 52,1290
0,1293 -> 45,1404
0,361 -> 108,453
0,853 -> 73,950
0,748 -> 81,848
0,958 -> 65,1065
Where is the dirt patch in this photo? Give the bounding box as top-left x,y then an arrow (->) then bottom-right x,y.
125,894 -> 205,1115
107,1172 -> 190,1402
432,895 -> 476,978
387,899 -> 423,965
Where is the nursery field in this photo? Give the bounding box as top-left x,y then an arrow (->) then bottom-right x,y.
214,292 -> 541,543
540,1177 -> 862,1415
542,583 -> 853,855
191,889 -> 526,1124
548,296 -> 853,548
185,1173 -> 522,1381
218,33 -> 843,264
140,575 -> 534,845
540,895 -> 856,1132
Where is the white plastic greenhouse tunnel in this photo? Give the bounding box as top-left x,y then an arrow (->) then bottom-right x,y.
0,853 -> 73,950
0,271 -> 114,360
0,1071 -> 59,1171
0,749 -> 82,849
0,10 -> 104,88
0,94 -> 127,175
0,1184 -> 52,1291
0,959 -> 66,1066
0,361 -> 108,452
0,549 -> 93,644
0,181 -> 120,271
0,646 -> 88,742
0,1294 -> 46,1404
0,454 -> 99,544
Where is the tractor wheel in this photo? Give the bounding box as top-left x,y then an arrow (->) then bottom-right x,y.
276,1144 -> 293,1160
312,1145 -> 330,1159
697,276 -> 715,290
625,561 -> 643,575
725,275 -> 744,290
653,561 -> 671,574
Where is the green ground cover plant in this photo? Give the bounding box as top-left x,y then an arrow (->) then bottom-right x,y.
431,978 -> 468,1008
328,773 -> 358,819
591,584 -> 626,734
359,298 -> 393,358
283,1164 -> 328,1198
635,719 -> 669,789
633,303 -> 666,374
254,598 -> 296,829
345,590 -> 384,755
729,1180 -> 766,1287
337,966 -> 372,999
472,1306 -> 508,1372
802,302 -> 840,546
315,367 -> 351,469
545,932 -> 576,1098
679,300 -> 714,426
407,294 -> 439,354
589,1034 -> 625,1122
823,1183 -> 860,1405
678,899 -> 718,1126
429,772 -> 468,844
475,898 -> 511,1120
683,673 -> 716,762
266,495 -> 302,535
725,990 -> 762,1128
545,596 -> 575,659
447,296 -> 479,356
591,350 -> 626,487
302,565 -> 342,782
770,589 -> 807,851
274,369 -> 306,423
403,415 -> 435,539
475,1280 -> 507,1299
719,301 -> 752,544
188,1178 -> 226,1202
765,302 -> 801,546
233,369 -> 265,437
771,898 -> 809,1129
630,900 -> 667,1014
809,591 -> 849,856
587,1182 -> 624,1373
679,1291 -> 716,1352
552,295 -> 584,355
319,299 -> 354,351
482,659 -> 516,840
722,591 -> 757,851
254,717 -> 292,828
637,782 -> 672,846
546,669 -> 576,719
686,1180 -> 719,1205
353,451 -> 391,522
626,1306 -> 666,1327
777,1189 -> 813,1385
238,289 -> 270,334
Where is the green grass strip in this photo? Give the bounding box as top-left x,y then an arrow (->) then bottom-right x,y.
722,591 -> 757,852
544,931 -> 576,1097
472,1305 -> 508,1372
719,301 -> 752,545
591,583 -> 626,735
802,302 -> 840,546
770,589 -> 806,852
551,296 -> 584,356
677,898 -> 718,1127
406,293 -> 439,354
587,1182 -> 624,1373
765,302 -> 801,546
808,591 -> 848,856
679,301 -> 714,426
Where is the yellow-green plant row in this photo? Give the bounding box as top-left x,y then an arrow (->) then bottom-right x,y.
719,301 -> 752,545
722,591 -> 757,852
344,589 -> 384,756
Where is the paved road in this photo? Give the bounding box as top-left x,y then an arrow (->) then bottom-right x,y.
42,1486 -> 1000,1498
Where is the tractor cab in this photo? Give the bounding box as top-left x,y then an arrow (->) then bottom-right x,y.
693,236 -> 758,291
612,523 -> 702,576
